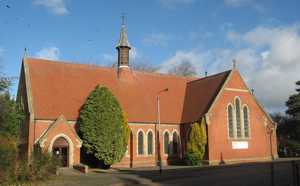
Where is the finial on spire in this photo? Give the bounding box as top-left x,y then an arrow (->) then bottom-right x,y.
121,13 -> 125,26
232,59 -> 237,69
23,48 -> 28,58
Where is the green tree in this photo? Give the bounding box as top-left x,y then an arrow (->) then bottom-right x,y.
78,85 -> 129,166
186,118 -> 207,165
286,81 -> 300,123
0,92 -> 24,137
122,112 -> 130,151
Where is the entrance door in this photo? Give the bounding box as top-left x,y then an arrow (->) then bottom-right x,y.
52,137 -> 69,167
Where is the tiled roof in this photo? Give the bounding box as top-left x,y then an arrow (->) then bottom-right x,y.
181,71 -> 231,123
24,57 -> 230,124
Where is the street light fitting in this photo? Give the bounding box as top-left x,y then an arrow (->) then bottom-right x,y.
158,88 -> 168,94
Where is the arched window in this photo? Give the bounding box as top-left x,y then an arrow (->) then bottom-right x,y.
138,131 -> 144,155
173,132 -> 179,154
243,106 -> 250,138
235,98 -> 242,138
147,131 -> 153,155
164,131 -> 169,155
228,104 -> 234,138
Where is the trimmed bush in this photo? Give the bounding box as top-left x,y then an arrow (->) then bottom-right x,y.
186,118 -> 207,165
79,85 -> 130,166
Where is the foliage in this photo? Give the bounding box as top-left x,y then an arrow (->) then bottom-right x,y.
0,76 -> 11,92
0,133 -> 18,184
131,62 -> 159,72
122,112 -> 130,151
79,85 -> 129,166
26,150 -> 59,181
186,118 -> 207,165
0,92 -> 24,137
0,133 -> 58,185
168,60 -> 197,77
286,81 -> 300,123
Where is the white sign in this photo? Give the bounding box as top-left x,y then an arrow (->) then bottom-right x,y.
232,141 -> 248,149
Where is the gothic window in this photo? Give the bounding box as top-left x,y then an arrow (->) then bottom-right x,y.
235,98 -> 242,138
243,106 -> 250,138
164,131 -> 169,155
147,131 -> 153,155
228,104 -> 234,138
173,131 -> 179,154
138,131 -> 144,155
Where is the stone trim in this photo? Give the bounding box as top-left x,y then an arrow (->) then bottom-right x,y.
136,129 -> 146,156
163,129 -> 170,156
226,102 -> 235,139
234,97 -> 243,138
23,58 -> 34,122
36,115 -> 82,148
119,65 -> 129,68
34,119 -> 76,125
225,88 -> 250,92
242,104 -> 251,139
145,129 -> 155,156
171,129 -> 180,156
48,133 -> 74,167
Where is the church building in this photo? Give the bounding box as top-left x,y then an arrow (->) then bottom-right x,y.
17,22 -> 278,168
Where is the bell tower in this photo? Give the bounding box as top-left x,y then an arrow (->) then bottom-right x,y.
116,15 -> 131,68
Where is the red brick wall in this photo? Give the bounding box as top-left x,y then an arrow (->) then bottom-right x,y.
114,123 -> 181,167
30,119 -> 81,166
207,70 -> 277,164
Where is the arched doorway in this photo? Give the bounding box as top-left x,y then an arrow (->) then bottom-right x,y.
52,137 -> 69,167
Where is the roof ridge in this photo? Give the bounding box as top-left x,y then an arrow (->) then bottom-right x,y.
26,57 -> 114,70
187,70 -> 231,84
27,57 -> 196,80
132,69 -> 197,80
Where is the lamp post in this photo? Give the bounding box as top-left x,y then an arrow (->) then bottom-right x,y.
157,88 -> 168,174
267,124 -> 275,186
267,124 -> 274,160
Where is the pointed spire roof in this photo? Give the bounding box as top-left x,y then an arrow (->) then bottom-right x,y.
116,15 -> 131,49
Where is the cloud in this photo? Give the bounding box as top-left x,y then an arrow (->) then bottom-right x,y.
224,25 -> 300,112
159,50 -> 207,75
35,46 -> 60,60
142,33 -> 171,47
33,0 -> 69,15
160,24 -> 300,112
159,0 -> 195,8
224,0 -> 265,13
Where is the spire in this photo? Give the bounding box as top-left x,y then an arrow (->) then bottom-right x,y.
116,14 -> 131,49
116,14 -> 131,68
232,59 -> 237,69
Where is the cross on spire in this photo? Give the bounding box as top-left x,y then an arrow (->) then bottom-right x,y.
121,13 -> 125,26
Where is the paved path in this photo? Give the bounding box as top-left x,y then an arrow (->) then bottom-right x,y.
43,159 -> 300,186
